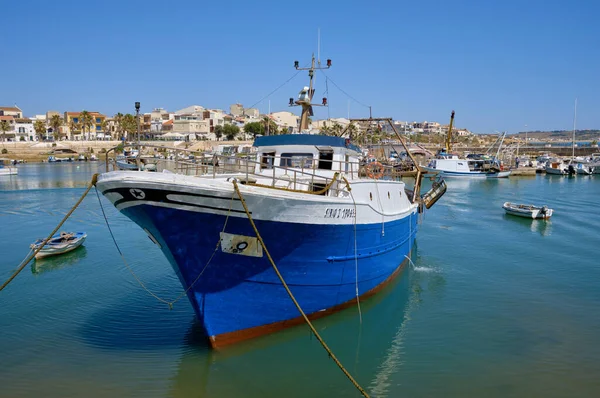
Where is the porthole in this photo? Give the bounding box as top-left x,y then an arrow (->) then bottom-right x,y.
388,191 -> 390,199
369,192 -> 373,201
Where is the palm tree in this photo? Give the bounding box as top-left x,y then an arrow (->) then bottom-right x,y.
331,122 -> 343,137
79,110 -> 94,141
34,120 -> 46,142
319,125 -> 332,136
0,120 -> 10,147
114,113 -> 124,140
347,122 -> 358,140
100,120 -> 110,140
121,114 -> 137,139
69,119 -> 79,140
49,114 -> 63,141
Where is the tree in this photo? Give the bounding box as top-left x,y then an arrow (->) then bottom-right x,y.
0,120 -> 10,146
120,114 -> 137,140
319,125 -> 332,136
34,120 -> 46,141
114,112 -> 124,139
331,122 -> 343,137
214,125 -> 224,141
49,114 -> 63,141
243,122 -> 264,138
69,119 -> 79,140
347,122 -> 358,140
79,110 -> 94,141
262,116 -> 279,136
223,124 -> 240,141
100,120 -> 110,140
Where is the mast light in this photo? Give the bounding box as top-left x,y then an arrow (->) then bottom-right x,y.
289,98 -> 294,106
326,59 -> 332,67
322,97 -> 327,105
294,61 -> 299,68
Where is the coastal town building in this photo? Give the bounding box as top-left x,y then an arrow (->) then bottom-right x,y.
14,118 -> 34,141
230,103 -> 260,119
0,106 -> 23,119
64,111 -> 107,140
270,111 -> 299,133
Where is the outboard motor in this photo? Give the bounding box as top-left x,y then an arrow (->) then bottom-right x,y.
567,164 -> 576,175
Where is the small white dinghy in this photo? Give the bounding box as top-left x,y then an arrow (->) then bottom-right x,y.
30,232 -> 87,259
503,202 -> 553,220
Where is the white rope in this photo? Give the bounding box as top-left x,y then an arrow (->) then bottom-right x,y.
348,188 -> 362,324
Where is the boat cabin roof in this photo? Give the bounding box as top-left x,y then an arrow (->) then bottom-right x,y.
253,134 -> 361,155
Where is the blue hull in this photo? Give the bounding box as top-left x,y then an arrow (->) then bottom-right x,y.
122,205 -> 417,347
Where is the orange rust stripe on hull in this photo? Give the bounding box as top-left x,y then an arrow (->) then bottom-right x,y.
209,255 -> 410,349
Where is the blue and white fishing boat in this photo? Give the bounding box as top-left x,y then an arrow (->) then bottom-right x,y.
96,55 -> 446,348
30,232 -> 87,259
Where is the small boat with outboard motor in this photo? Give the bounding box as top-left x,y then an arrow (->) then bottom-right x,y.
30,232 -> 87,259
502,202 -> 553,219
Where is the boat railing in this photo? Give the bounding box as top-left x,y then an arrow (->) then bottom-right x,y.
104,143 -> 415,196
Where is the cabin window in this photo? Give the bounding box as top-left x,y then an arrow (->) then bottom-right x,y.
345,155 -> 350,173
261,152 -> 276,169
280,153 -> 313,168
318,151 -> 334,170
388,192 -> 390,199
370,192 -> 373,201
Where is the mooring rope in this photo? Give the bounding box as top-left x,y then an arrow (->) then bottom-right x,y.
0,174 -> 99,292
95,186 -> 236,309
342,176 -> 362,324
231,179 -> 370,398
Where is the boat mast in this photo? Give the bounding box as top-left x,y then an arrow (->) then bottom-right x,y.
572,98 -> 577,160
290,55 -> 331,131
445,110 -> 455,152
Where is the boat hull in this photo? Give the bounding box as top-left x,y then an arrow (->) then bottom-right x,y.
502,202 -> 552,219
422,166 -> 510,178
0,168 -> 17,175
98,173 -> 418,348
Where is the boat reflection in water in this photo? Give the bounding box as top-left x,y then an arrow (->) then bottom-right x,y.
502,214 -> 552,237
30,246 -> 88,275
168,247 -> 445,397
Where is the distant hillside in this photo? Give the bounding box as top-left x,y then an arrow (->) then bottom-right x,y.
514,130 -> 600,140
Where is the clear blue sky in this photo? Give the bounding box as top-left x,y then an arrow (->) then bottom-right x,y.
2,0 -> 599,134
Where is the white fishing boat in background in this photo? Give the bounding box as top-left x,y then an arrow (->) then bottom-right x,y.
422,113 -> 510,178
0,158 -> 18,175
503,202 -> 553,219
30,232 -> 87,259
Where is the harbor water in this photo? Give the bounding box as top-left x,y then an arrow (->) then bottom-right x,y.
1,163 -> 600,397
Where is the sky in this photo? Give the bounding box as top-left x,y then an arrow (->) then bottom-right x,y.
1,0 -> 599,134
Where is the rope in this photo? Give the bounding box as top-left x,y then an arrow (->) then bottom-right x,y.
231,179 -> 370,398
342,176 -> 362,323
0,174 -> 99,292
95,186 -> 236,309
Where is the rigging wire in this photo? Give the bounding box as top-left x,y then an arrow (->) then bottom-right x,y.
247,62 -> 309,111
318,69 -> 371,110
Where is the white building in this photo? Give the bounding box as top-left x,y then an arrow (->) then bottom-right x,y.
14,118 -> 35,141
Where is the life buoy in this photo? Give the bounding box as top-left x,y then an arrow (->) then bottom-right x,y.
366,162 -> 385,179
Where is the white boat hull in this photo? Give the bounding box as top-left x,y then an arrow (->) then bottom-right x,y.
503,202 -> 553,219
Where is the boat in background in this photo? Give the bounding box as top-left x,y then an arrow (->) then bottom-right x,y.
422,113 -> 510,178
503,202 -> 553,219
97,54 -> 446,348
0,158 -> 18,175
30,232 -> 87,259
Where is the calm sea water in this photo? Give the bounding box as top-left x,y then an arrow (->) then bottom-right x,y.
1,163 -> 599,397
